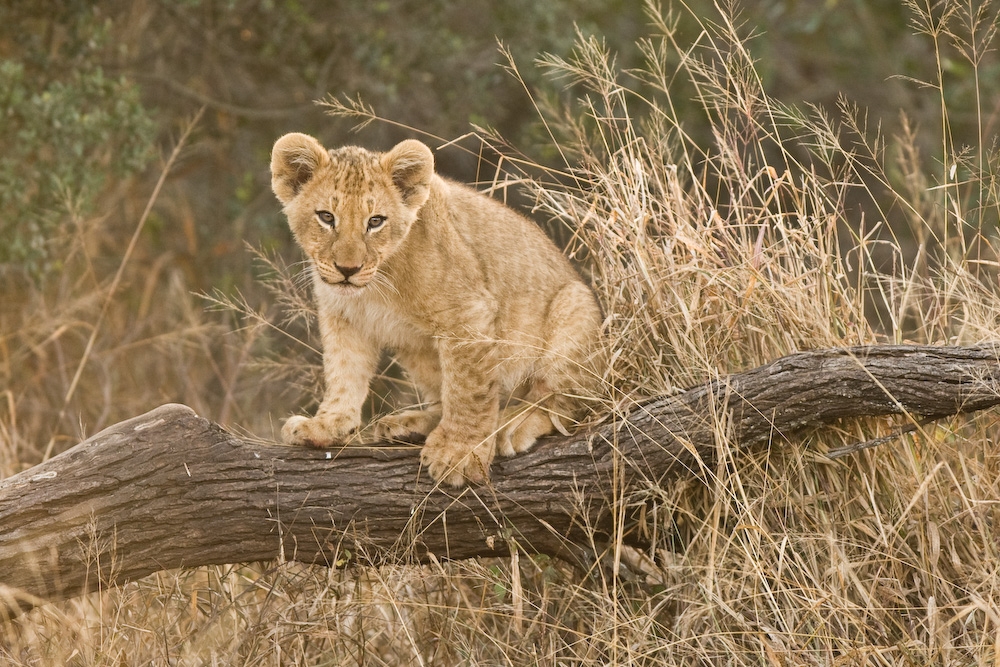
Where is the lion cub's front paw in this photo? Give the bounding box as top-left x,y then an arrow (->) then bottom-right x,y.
420,426 -> 495,487
281,413 -> 358,448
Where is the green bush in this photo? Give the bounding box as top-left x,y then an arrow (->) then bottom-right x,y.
0,10 -> 154,279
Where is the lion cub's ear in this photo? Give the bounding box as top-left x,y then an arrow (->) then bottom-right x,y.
382,139 -> 434,210
271,133 -> 330,204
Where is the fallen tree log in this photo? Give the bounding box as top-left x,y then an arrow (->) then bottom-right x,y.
2,344 -> 999,616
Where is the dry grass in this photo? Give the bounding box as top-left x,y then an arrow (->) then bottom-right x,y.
5,1 -> 1000,664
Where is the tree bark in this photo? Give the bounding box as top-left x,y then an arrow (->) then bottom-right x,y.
2,344 -> 999,616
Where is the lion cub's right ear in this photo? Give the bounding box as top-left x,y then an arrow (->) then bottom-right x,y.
271,133 -> 330,204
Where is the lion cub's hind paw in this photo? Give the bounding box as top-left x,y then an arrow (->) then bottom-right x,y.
373,408 -> 441,442
281,414 -> 358,448
497,408 -> 557,458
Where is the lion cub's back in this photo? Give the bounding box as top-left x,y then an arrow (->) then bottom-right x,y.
440,179 -> 581,291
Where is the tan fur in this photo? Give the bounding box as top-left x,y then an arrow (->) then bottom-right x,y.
271,133 -> 601,486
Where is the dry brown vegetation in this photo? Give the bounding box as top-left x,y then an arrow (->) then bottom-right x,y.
5,1 -> 1000,664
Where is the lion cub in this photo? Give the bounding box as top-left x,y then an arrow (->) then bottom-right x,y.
271,133 -> 601,486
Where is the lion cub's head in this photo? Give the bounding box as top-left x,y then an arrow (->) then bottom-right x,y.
271,134 -> 434,290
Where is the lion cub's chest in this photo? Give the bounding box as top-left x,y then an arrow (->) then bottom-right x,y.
318,282 -> 428,353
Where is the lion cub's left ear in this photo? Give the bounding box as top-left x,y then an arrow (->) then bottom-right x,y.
382,140 -> 434,210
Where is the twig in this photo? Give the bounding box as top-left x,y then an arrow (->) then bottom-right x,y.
825,415 -> 940,460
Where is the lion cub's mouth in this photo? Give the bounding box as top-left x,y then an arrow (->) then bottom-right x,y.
317,270 -> 375,290
321,275 -> 366,289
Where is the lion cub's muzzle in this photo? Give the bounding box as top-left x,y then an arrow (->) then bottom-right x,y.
316,261 -> 376,288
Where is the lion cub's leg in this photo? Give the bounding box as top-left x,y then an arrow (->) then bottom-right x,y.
282,314 -> 379,448
498,282 -> 601,457
419,316 -> 500,487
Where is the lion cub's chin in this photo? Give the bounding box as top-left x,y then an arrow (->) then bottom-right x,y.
322,283 -> 368,299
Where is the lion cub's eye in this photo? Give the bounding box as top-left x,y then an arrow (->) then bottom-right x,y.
367,215 -> 387,232
315,210 -> 336,228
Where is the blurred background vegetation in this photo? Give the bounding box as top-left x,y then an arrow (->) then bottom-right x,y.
5,2 -> 1000,664
0,0 -> 995,446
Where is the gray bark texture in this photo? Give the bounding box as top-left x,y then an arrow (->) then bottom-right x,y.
2,344 -> 999,616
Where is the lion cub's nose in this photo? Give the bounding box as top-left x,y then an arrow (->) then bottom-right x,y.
336,264 -> 362,279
